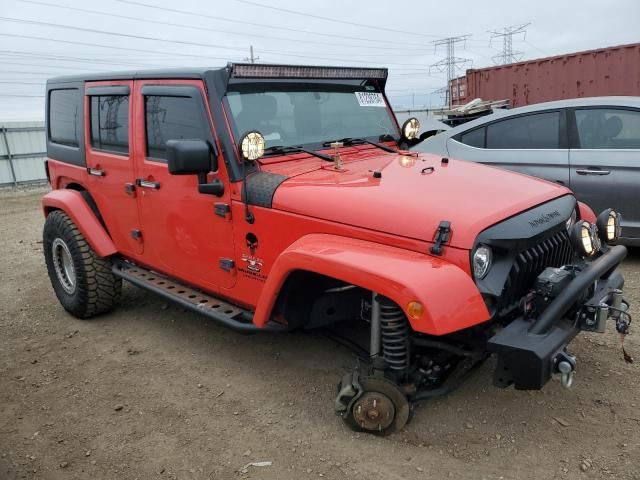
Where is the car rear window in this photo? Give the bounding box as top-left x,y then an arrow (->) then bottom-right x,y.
486,112 -> 560,149
49,89 -> 80,147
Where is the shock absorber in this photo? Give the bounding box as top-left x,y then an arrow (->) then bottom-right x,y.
377,296 -> 410,374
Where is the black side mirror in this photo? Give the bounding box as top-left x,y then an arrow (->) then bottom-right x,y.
166,139 -> 224,196
166,139 -> 218,175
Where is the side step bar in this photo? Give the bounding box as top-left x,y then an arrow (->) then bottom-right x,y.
112,262 -> 286,333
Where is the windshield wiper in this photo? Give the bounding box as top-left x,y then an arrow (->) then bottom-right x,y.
263,145 -> 332,161
322,137 -> 397,153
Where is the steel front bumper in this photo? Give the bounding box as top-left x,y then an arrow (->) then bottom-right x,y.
488,245 -> 629,390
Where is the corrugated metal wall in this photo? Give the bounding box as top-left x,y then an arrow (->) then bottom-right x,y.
0,121 -> 47,186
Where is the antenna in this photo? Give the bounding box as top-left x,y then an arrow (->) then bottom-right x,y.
489,23 -> 531,65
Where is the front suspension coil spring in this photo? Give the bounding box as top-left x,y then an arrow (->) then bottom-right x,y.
379,298 -> 410,373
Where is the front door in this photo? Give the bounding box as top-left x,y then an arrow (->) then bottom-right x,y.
569,107 -> 640,241
131,79 -> 236,291
84,81 -> 143,256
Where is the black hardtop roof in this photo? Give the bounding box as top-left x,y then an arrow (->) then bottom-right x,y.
47,67 -> 224,85
46,63 -> 389,85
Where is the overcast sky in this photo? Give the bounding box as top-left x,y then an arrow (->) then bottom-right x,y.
0,0 -> 638,121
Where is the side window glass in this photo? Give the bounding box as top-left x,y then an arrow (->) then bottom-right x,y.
49,89 -> 80,147
575,108 -> 640,149
145,95 -> 209,161
486,112 -> 560,149
458,127 -> 485,148
90,95 -> 129,154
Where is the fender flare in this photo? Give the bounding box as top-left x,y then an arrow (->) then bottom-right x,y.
577,201 -> 596,223
253,233 -> 490,335
42,189 -> 117,257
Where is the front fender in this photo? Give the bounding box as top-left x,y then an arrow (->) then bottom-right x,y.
42,190 -> 117,257
578,201 -> 596,223
254,234 -> 490,335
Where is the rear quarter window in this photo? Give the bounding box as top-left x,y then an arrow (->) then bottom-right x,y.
49,89 -> 80,147
457,127 -> 485,148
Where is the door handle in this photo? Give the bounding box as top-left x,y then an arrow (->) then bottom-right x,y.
87,167 -> 105,177
575,169 -> 611,176
136,178 -> 160,189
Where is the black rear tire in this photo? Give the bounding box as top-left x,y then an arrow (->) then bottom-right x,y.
43,210 -> 121,319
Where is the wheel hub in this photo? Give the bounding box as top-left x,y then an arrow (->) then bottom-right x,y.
352,391 -> 395,431
52,238 -> 76,294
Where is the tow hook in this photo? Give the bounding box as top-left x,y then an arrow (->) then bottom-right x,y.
554,351 -> 576,389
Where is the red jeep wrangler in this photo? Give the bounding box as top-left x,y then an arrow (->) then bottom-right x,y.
42,64 -> 630,434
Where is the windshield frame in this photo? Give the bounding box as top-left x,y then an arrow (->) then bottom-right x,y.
221,78 -> 401,156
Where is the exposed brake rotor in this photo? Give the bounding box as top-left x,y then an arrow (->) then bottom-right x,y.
352,391 -> 396,431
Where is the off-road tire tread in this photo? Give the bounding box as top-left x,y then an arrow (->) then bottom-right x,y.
44,210 -> 121,318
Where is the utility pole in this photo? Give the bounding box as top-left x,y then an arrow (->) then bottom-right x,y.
489,23 -> 530,65
244,45 -> 259,64
430,35 -> 472,108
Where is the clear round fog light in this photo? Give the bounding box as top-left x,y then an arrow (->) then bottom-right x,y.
596,208 -> 621,243
570,221 -> 601,257
401,117 -> 421,140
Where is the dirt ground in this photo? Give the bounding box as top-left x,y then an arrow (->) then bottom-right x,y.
1,189 -> 639,480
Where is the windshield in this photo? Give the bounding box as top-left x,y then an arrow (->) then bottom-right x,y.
224,82 -> 398,151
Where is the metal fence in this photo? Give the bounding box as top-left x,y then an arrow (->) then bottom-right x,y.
0,121 -> 47,186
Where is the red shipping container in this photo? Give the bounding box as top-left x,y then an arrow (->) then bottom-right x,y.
450,42 -> 640,107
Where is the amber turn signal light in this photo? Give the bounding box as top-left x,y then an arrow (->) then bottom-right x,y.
406,301 -> 424,320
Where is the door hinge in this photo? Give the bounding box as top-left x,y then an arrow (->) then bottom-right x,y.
219,258 -> 235,272
131,229 -> 143,241
430,220 -> 451,256
214,203 -> 231,219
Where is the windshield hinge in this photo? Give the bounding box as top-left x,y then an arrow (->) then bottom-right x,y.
430,221 -> 451,256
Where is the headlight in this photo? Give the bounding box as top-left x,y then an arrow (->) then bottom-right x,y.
401,117 -> 420,140
239,130 -> 265,161
566,209 -> 577,232
596,208 -> 621,243
570,221 -> 601,257
472,245 -> 492,279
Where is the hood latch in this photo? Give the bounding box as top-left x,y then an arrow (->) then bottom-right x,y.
430,221 -> 451,255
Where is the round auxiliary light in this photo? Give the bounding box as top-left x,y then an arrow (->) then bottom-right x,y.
596,208 -> 621,243
472,245 -> 493,280
401,117 -> 421,140
239,130 -> 265,161
570,221 -> 600,257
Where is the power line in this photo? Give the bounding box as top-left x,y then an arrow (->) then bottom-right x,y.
489,23 -> 530,65
17,0 -> 435,53
0,94 -> 44,98
115,0 -> 436,48
229,0 -> 445,39
0,17 -> 435,67
430,36 -> 472,108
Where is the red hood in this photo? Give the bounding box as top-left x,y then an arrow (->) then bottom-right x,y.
267,149 -> 572,250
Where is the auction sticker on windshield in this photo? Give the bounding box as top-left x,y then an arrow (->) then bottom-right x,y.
355,92 -> 386,107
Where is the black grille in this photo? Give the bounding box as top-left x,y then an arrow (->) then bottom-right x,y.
499,229 -> 574,315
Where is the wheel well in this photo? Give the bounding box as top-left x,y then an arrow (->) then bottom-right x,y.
272,270 -> 367,330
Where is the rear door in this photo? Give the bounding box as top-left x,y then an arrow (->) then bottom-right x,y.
569,107 -> 640,241
131,79 -> 236,290
84,81 -> 143,256
447,110 -> 570,186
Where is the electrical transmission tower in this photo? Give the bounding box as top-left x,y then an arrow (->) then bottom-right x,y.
430,35 -> 472,108
489,23 -> 530,65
